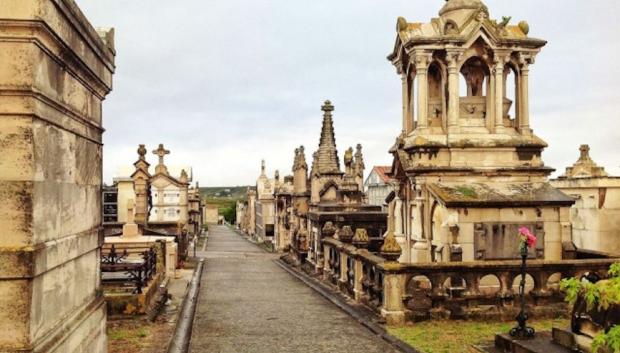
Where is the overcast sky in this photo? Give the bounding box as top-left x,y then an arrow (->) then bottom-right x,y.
76,0 -> 620,186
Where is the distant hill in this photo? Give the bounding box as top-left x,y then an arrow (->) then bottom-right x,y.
199,186 -> 254,223
199,186 -> 253,202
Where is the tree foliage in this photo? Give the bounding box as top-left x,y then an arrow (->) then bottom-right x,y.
561,263 -> 620,353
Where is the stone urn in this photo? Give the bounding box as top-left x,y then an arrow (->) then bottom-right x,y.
322,222 -> 337,238
380,232 -> 402,262
352,228 -> 369,249
338,226 -> 354,243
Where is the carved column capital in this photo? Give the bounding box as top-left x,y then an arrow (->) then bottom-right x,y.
446,49 -> 464,69
413,51 -> 433,72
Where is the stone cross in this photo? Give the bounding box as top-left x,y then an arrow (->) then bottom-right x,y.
153,143 -> 170,166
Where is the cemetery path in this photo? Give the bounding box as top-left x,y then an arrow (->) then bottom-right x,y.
189,225 -> 400,353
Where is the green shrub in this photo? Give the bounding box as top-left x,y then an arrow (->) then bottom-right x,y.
560,263 -> 620,353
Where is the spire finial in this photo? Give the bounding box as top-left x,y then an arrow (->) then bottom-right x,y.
579,144 -> 591,160
137,144 -> 147,160
321,100 -> 334,114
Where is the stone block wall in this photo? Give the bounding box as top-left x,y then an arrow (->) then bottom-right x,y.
0,0 -> 115,352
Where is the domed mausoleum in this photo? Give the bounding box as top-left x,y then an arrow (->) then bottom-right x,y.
386,0 -> 575,263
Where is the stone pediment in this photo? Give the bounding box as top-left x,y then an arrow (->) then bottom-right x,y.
427,182 -> 575,208
559,145 -> 609,179
151,172 -> 187,187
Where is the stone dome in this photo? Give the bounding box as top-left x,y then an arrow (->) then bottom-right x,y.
439,0 -> 486,16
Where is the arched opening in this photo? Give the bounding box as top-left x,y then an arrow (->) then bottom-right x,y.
503,63 -> 519,128
480,274 -> 501,295
460,57 -> 490,122
546,273 -> 562,293
406,275 -> 433,314
428,62 -> 444,128
512,273 -> 535,294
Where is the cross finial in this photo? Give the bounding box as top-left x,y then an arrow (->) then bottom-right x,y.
153,144 -> 170,166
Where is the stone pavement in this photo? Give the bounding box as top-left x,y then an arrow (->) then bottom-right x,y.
189,225 -> 400,353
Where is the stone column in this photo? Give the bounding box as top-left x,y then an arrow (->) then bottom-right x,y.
415,53 -> 432,129
0,1 -> 115,352
519,61 -> 532,136
493,55 -> 508,132
339,252 -> 348,291
353,258 -> 364,302
323,245 -> 331,280
401,74 -> 412,133
381,273 -> 406,326
446,51 -> 462,130
412,184 -> 430,262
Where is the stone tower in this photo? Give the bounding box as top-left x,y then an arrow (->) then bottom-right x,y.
386,0 -> 574,263
132,144 -> 152,227
310,101 -> 345,204
293,146 -> 309,195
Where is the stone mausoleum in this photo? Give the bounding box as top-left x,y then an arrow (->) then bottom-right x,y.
386,0 -> 575,263
0,0 -> 115,351
551,145 -> 620,255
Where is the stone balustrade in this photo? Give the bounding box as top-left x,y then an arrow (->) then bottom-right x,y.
320,236 -> 619,325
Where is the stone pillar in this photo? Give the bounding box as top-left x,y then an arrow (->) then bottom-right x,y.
493,55 -> 507,132
353,258 -> 364,302
519,62 -> 532,136
446,51 -> 462,130
0,1 -> 115,352
411,183 -> 430,263
415,53 -> 431,129
381,273 -> 406,326
339,252 -> 348,291
401,74 -> 412,133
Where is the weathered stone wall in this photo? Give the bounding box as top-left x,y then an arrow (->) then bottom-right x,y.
0,0 -> 115,352
551,178 -> 620,254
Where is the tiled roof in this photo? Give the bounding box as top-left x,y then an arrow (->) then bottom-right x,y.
372,166 -> 393,183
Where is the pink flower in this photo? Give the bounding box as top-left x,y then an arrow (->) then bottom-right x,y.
519,226 -> 537,248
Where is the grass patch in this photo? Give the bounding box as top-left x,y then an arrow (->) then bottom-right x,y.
455,186 -> 477,197
107,323 -> 151,353
388,318 -> 568,353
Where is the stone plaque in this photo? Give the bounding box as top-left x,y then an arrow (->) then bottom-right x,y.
474,223 -> 544,260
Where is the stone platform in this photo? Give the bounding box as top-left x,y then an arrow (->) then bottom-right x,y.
477,328 -> 592,353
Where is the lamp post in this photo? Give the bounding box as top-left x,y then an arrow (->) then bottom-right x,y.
510,226 -> 536,339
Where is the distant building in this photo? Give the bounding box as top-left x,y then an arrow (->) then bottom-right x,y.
188,183 -> 204,236
364,166 -> 394,208
255,160 -> 276,243
149,144 -> 190,224
204,204 -> 220,224
551,145 -> 620,255
103,184 -> 119,223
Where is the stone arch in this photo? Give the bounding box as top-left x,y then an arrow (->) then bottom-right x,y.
460,56 -> 490,97
512,273 -> 535,294
428,60 -> 447,129
503,61 -> 520,127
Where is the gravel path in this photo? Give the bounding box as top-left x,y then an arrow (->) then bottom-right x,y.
189,225 -> 399,353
